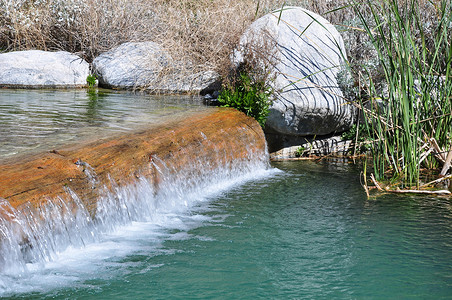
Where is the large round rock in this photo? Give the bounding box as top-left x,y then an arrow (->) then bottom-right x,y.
237,7 -> 355,136
0,50 -> 89,88
93,41 -> 219,94
93,42 -> 169,89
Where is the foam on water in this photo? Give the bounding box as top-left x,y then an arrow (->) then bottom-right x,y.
0,147 -> 278,297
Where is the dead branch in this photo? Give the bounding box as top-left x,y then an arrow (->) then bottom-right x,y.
420,174 -> 452,188
383,188 -> 451,195
440,149 -> 452,176
370,173 -> 383,191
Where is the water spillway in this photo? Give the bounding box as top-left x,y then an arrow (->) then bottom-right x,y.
0,107 -> 269,281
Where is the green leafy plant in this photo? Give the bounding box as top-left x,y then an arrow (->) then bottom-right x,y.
295,146 -> 306,158
341,123 -> 372,154
218,72 -> 273,127
86,74 -> 97,88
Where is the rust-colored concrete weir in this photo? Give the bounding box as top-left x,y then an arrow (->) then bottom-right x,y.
0,108 -> 266,215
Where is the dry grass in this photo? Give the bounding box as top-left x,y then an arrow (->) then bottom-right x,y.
0,0 -> 445,82
0,0 -> 159,61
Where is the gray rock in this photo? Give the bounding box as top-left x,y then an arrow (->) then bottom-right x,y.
93,41 -> 169,89
156,70 -> 220,95
270,136 -> 353,160
0,50 -> 89,88
93,42 -> 219,94
236,7 -> 355,136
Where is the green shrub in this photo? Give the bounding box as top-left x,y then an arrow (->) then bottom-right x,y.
218,72 -> 273,127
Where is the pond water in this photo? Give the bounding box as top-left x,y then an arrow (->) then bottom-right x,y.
0,89 -> 207,159
1,160 -> 451,299
0,90 -> 451,299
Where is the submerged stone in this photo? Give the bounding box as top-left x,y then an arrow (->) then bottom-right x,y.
269,136 -> 353,160
0,50 -> 89,88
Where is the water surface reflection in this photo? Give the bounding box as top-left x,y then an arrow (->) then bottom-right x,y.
0,89 -> 207,159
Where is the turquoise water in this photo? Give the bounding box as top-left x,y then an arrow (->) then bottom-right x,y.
3,160 -> 451,299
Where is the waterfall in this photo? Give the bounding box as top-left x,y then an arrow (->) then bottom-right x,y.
1,149 -> 268,272
0,108 -> 271,295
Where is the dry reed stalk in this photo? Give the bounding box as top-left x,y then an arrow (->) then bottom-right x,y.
440,150 -> 452,176
383,188 -> 451,195
361,171 -> 370,198
420,174 -> 452,188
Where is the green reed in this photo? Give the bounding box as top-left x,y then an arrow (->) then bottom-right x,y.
354,0 -> 452,187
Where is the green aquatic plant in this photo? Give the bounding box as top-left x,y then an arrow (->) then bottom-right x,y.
86,74 -> 97,87
353,0 -> 452,187
295,146 -> 306,158
341,123 -> 372,154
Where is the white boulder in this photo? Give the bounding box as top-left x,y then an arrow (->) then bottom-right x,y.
0,50 -> 89,88
93,42 -> 169,89
236,7 -> 355,136
93,42 -> 219,94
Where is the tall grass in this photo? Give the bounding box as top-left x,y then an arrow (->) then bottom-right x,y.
0,0 -> 161,60
354,0 -> 452,187
0,0 -> 297,82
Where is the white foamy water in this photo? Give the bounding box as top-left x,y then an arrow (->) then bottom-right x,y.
0,149 -> 278,297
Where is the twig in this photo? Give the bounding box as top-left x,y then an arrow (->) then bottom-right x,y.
383,188 -> 451,195
370,173 -> 383,191
353,119 -> 360,157
429,137 -> 446,163
420,174 -> 452,188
